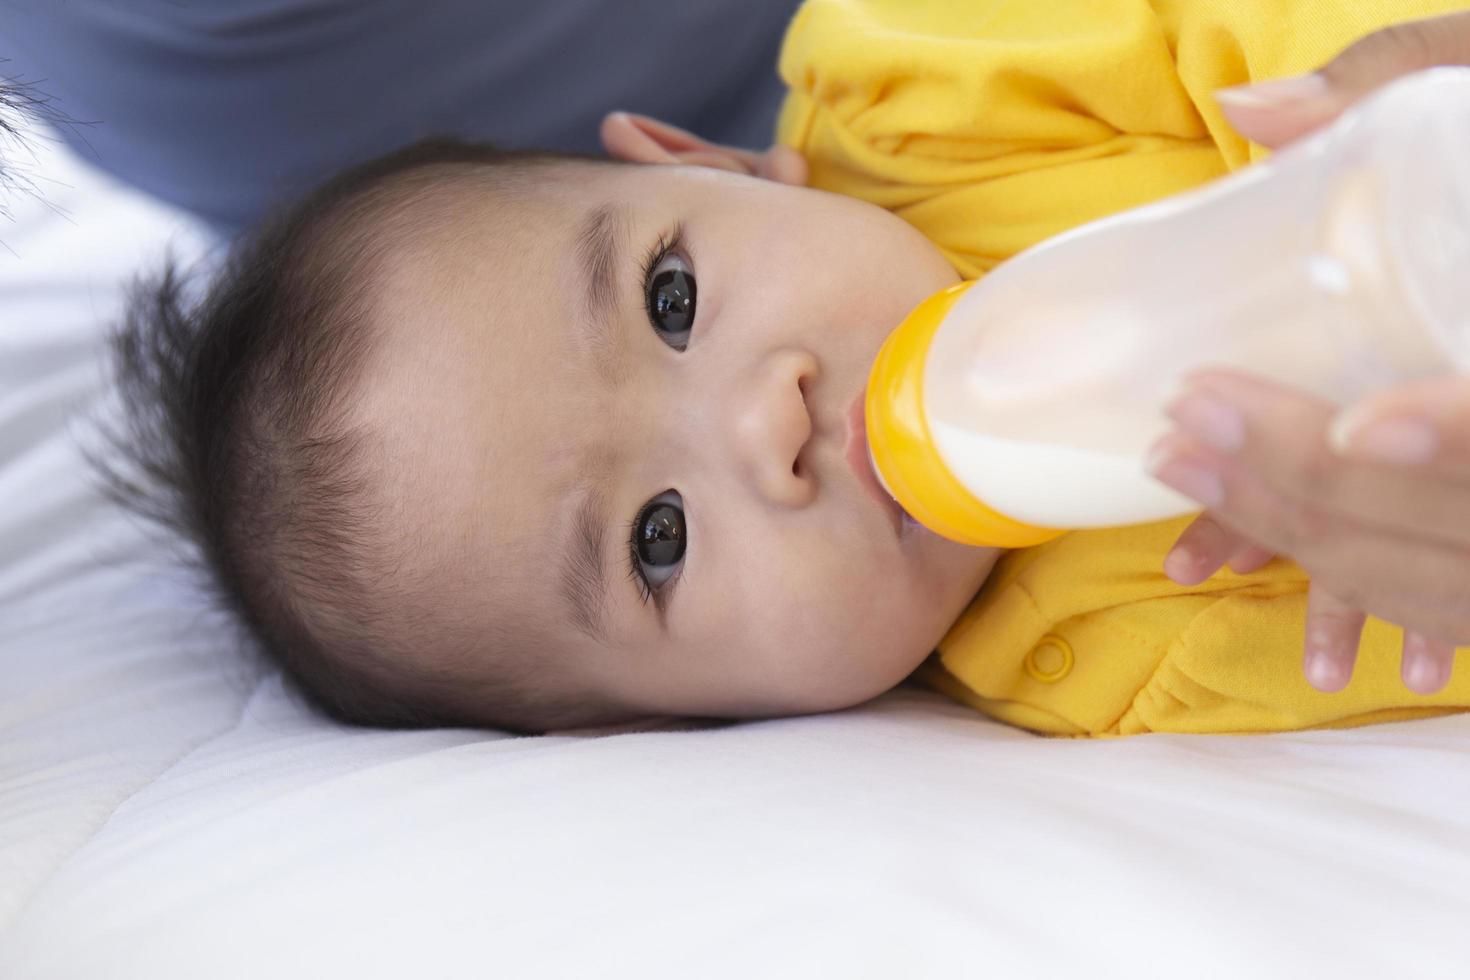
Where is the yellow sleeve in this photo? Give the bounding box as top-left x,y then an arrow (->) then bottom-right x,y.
1113,591 -> 1470,736
776,0 -> 1469,278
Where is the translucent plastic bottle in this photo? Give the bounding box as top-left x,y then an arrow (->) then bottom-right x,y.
865,67 -> 1470,548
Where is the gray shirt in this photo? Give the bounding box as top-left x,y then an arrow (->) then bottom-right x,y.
0,0 -> 798,230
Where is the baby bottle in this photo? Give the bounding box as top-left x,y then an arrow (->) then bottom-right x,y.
865,67 -> 1470,548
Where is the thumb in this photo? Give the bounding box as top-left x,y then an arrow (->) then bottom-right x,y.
1216,10 -> 1470,149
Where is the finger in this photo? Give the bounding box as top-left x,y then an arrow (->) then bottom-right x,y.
1329,375 -> 1470,470
1319,13 -> 1470,101
1215,74 -> 1343,150
1401,630 -> 1457,694
1303,586 -> 1367,692
670,149 -> 760,175
756,144 -> 809,186
1148,431 -> 1470,643
600,112 -> 681,164
1164,371 -> 1470,549
599,112 -> 766,173
615,113 -> 767,172
1164,513 -> 1250,585
1228,544 -> 1276,575
1216,11 -> 1470,149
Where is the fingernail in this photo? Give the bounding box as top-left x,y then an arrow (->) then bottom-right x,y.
1328,406 -> 1438,465
1166,391 -> 1245,453
1303,629 -> 1352,692
1404,656 -> 1449,694
1163,546 -> 1200,584
1145,446 -> 1225,508
1216,73 -> 1330,110
1304,648 -> 1351,692
1402,633 -> 1453,694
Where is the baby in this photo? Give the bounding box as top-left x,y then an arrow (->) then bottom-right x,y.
113,131 -> 1003,733
112,0 -> 1469,736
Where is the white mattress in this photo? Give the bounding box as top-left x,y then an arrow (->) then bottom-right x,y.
3,132 -> 1470,980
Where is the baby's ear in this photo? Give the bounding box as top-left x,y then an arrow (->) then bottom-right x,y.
599,111 -> 807,186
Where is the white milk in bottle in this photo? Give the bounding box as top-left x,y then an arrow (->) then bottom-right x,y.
865,68 -> 1470,548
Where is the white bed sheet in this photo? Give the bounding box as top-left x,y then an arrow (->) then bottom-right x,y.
3,133 -> 1469,980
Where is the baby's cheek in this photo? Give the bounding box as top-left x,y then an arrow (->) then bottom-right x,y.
731,566 -> 926,709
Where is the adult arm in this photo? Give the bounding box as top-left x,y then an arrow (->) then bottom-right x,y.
0,0 -> 797,231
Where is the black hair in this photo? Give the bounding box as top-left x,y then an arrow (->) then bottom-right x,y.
96,138 -> 623,734
1,70 -> 84,223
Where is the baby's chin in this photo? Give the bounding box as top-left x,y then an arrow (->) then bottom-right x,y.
804,638 -> 944,713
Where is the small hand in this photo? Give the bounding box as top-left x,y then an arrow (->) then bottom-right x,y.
599,111 -> 807,185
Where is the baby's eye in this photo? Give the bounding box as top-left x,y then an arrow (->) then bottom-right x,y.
631,490 -> 685,592
645,252 -> 696,351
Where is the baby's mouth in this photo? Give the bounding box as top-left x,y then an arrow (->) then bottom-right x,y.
869,443 -> 922,536
844,390 -> 917,539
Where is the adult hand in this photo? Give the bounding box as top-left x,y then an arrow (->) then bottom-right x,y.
1153,10 -> 1470,696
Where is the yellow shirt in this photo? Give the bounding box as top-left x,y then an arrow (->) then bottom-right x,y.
776,0 -> 1470,736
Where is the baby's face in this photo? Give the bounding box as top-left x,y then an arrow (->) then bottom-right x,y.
356,160 -> 1002,723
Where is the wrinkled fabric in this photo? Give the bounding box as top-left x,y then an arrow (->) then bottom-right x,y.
776,0 -> 1470,736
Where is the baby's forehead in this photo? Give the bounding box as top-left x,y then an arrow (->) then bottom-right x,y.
349,155 -> 714,574
387,156 -> 691,267
362,160 -> 662,417
388,170 -> 583,267
350,186 -> 622,583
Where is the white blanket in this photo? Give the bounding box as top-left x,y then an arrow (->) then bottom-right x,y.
3,134 -> 1469,980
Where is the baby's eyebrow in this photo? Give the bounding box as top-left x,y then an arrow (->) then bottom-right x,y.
558,475 -> 611,644
574,202 -> 628,385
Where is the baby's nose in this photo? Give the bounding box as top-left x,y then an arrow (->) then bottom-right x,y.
729,348 -> 819,508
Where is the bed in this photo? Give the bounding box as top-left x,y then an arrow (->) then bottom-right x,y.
3,131 -> 1469,980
